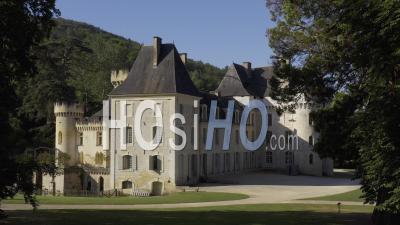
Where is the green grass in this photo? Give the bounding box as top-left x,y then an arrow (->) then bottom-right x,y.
2,204 -> 374,225
2,192 -> 248,205
303,189 -> 364,202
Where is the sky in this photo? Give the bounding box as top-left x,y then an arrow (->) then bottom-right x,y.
56,0 -> 275,68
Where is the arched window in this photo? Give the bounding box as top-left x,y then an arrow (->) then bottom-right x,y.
122,180 -> 132,189
309,154 -> 314,165
58,131 -> 62,145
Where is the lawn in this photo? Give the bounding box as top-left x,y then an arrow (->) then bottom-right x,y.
2,204 -> 374,225
2,192 -> 248,205
303,189 -> 364,202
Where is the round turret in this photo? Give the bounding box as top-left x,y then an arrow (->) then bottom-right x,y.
54,102 -> 84,166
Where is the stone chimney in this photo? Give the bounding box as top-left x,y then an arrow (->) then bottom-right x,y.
153,36 -> 162,67
242,61 -> 252,70
180,53 -> 187,65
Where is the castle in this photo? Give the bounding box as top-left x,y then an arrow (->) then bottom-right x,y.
41,37 -> 333,196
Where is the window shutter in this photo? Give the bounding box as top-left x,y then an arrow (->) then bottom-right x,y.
157,155 -> 163,172
132,155 -> 137,170
128,155 -> 132,170
156,155 -> 161,171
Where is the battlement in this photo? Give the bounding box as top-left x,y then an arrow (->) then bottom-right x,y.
76,121 -> 102,131
111,69 -> 129,87
54,102 -> 84,117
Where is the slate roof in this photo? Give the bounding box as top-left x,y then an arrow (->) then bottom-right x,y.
110,43 -> 200,96
215,64 -> 273,98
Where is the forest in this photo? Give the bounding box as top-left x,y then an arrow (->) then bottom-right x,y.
17,18 -> 227,149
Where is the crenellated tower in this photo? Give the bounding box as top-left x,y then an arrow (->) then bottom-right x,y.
54,102 -> 84,167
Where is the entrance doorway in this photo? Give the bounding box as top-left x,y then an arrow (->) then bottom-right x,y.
99,176 -> 104,192
151,181 -> 163,196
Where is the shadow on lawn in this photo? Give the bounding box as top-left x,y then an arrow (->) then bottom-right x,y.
2,209 -> 372,225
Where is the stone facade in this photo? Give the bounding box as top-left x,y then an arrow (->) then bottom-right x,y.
42,37 -> 333,196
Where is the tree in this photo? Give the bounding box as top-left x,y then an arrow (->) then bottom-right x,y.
186,59 -> 227,91
0,0 -> 60,207
266,0 -> 400,224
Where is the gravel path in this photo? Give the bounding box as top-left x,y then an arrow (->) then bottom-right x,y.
2,171 -> 366,210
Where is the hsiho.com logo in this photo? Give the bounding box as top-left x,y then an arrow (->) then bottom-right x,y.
101,99 -> 299,152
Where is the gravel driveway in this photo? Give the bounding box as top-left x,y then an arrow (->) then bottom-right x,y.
2,171 -> 362,210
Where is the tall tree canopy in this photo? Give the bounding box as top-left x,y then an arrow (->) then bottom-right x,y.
0,4 -> 226,208
13,18 -> 226,153
0,0 -> 60,206
266,0 -> 400,224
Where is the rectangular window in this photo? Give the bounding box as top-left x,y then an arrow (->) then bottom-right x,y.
215,129 -> 219,145
203,128 -> 207,145
126,127 -> 133,144
122,155 -> 132,170
153,155 -> 158,170
191,154 -> 197,176
201,106 -> 208,121
226,153 -> 230,172
309,136 -> 314,146
154,103 -> 162,116
122,181 -> 132,189
126,104 -> 132,117
96,132 -> 102,146
285,152 -> 293,165
235,111 -> 240,124
266,151 -> 272,163
79,132 -> 83,146
285,130 -> 292,144
235,152 -> 240,171
150,155 -> 161,171
215,153 -> 220,173
268,113 -> 272,126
